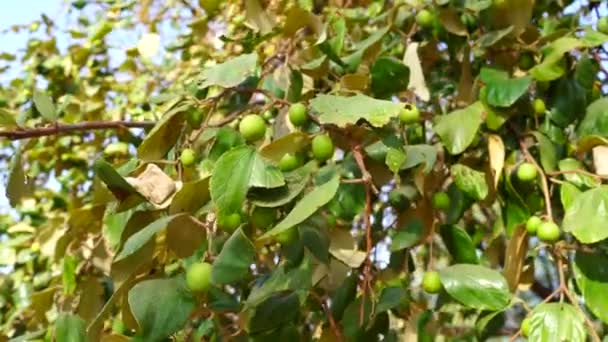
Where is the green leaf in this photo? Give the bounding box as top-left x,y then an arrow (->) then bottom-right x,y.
246,255 -> 312,308
137,99 -> 190,161
55,313 -> 86,342
439,264 -> 511,311
211,146 -> 285,218
530,37 -> 582,82
259,132 -> 309,162
376,287 -> 406,313
249,162 -> 314,208
548,76 -> 586,127
558,158 -> 600,189
169,177 -> 211,214
247,292 -> 300,334
128,277 -> 195,341
401,145 -> 437,173
370,57 -> 409,98
0,108 -> 18,128
479,68 -> 531,108
390,218 -> 424,251
451,164 -> 488,201
33,90 -> 57,122
578,97 -> 608,138
62,255 -> 77,295
573,250 -> 608,324
531,132 -> 557,172
385,148 -> 406,174
260,174 -> 340,239
211,228 -> 256,285
6,149 -> 27,207
200,53 -> 258,88
115,214 -> 184,261
562,186 -> 608,244
528,303 -> 586,342
434,101 -> 484,155
310,94 -> 403,128
582,27 -> 608,47
93,159 -> 139,202
439,225 -> 478,264
560,182 -> 581,211
476,26 -> 513,47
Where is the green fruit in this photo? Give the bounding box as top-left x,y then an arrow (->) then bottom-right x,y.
432,192 -> 450,210
537,221 -> 560,243
521,317 -> 531,337
533,98 -> 546,116
239,114 -> 266,142
180,148 -> 196,167
517,163 -> 538,182
187,109 -> 205,128
288,103 -> 308,127
218,213 -> 241,232
279,153 -> 300,172
275,227 -> 298,245
416,9 -> 435,28
262,109 -> 275,121
526,216 -> 541,235
186,262 -> 212,292
519,52 -> 535,70
311,134 -> 335,162
399,104 -> 420,124
250,207 -> 277,230
422,271 -> 442,294
599,17 -> 608,35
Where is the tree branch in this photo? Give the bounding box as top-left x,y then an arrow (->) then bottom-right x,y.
0,121 -> 155,140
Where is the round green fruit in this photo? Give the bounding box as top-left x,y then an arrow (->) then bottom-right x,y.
288,103 -> 308,127
239,114 -> 266,142
521,317 -> 531,337
399,104 -> 420,124
103,142 -> 129,157
218,213 -> 241,232
533,98 -> 546,116
519,52 -> 535,70
599,17 -> 608,35
422,271 -> 442,294
180,148 -> 196,167
526,216 -> 541,235
186,262 -> 212,292
187,109 -> 205,128
537,221 -> 560,243
311,134 -> 335,162
416,9 -> 435,28
275,227 -> 298,245
279,153 -> 300,172
432,192 -> 450,210
250,207 -> 277,230
517,163 -> 538,182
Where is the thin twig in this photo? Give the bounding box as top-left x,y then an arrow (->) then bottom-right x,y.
520,141 -> 553,221
0,120 -> 155,140
311,292 -> 344,342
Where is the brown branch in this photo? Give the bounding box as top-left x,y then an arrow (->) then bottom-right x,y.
0,120 -> 155,140
311,292 -> 344,342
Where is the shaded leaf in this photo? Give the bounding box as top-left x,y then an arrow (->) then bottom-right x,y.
370,57 -> 409,98
201,53 -> 258,88
128,277 -> 195,341
439,225 -> 478,264
260,174 -> 340,239
55,313 -> 86,342
211,228 -> 255,285
137,98 -> 190,161
479,68 -> 531,108
573,250 -> 608,325
115,214 -> 184,261
562,186 -> 608,244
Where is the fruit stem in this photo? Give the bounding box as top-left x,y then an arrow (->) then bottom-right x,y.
520,141 -> 553,221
